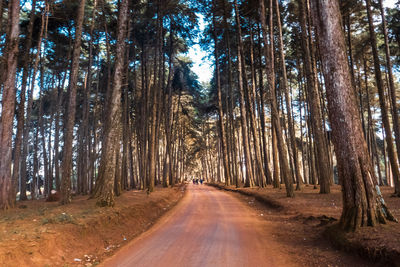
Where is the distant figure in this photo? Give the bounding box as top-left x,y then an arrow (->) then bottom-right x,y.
192,179 -> 196,185
200,179 -> 203,185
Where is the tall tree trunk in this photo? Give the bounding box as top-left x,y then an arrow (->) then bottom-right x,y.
257,26 -> 273,185
234,0 -> 255,187
365,0 -> 400,196
32,127 -> 39,199
275,0 -> 303,190
298,0 -> 331,194
310,0 -> 397,231
122,7 -> 131,191
20,6 -> 47,200
378,0 -> 400,184
12,0 -> 37,202
222,1 -> 240,186
248,23 -> 267,187
212,4 -> 232,186
0,0 -> 4,36
39,76 -> 49,196
147,5 -> 162,192
163,21 -> 175,188
60,0 -> 86,204
259,0 -> 294,197
54,71 -> 67,192
91,0 -> 129,206
0,0 -> 20,209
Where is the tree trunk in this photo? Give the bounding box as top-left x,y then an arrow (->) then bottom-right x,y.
365,0 -> 400,196
12,0 -> 37,202
222,2 -> 240,186
257,26 -> 273,185
0,0 -> 4,37
60,0 -> 86,204
298,0 -> 331,194
234,0 -> 255,188
147,7 -> 162,192
259,0 -> 294,197
39,78 -> 49,196
212,4 -> 232,186
0,0 -> 20,209
91,0 -> 129,206
163,23 -> 174,188
248,23 -> 267,187
271,125 -> 281,188
310,0 -> 397,231
275,0 -> 303,190
378,0 -> 400,188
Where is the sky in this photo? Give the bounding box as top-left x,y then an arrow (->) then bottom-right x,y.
187,14 -> 213,84
187,0 -> 398,84
385,0 -> 397,8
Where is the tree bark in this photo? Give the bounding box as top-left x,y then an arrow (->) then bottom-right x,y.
212,3 -> 232,186
12,0 -> 37,202
234,0 -> 255,188
259,0 -> 293,197
248,23 -> 267,187
0,0 -> 20,209
310,0 -> 397,231
365,0 -> 400,196
91,0 -> 129,206
298,0 -> 331,194
275,0 -> 303,190
378,0 -> 400,189
60,0 -> 86,204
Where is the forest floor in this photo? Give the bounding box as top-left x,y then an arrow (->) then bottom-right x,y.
0,184 -> 186,267
209,183 -> 400,266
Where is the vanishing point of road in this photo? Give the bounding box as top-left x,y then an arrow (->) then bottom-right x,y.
100,184 -> 294,267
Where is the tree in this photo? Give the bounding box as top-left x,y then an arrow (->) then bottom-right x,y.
275,0 -> 303,190
310,0 -> 397,231
0,0 -> 20,209
91,0 -> 129,206
60,0 -> 86,204
234,0 -> 255,187
212,0 -> 231,186
298,0 -> 332,194
12,0 -> 38,203
259,0 -> 294,197
378,0 -> 400,187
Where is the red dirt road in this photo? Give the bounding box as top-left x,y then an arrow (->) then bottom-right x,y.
100,184 -> 294,267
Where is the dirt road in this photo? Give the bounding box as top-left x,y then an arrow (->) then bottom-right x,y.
100,184 -> 294,267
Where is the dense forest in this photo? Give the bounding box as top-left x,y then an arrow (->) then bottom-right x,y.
0,0 -> 399,232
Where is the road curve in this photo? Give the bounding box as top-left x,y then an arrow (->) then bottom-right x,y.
100,184 -> 294,267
